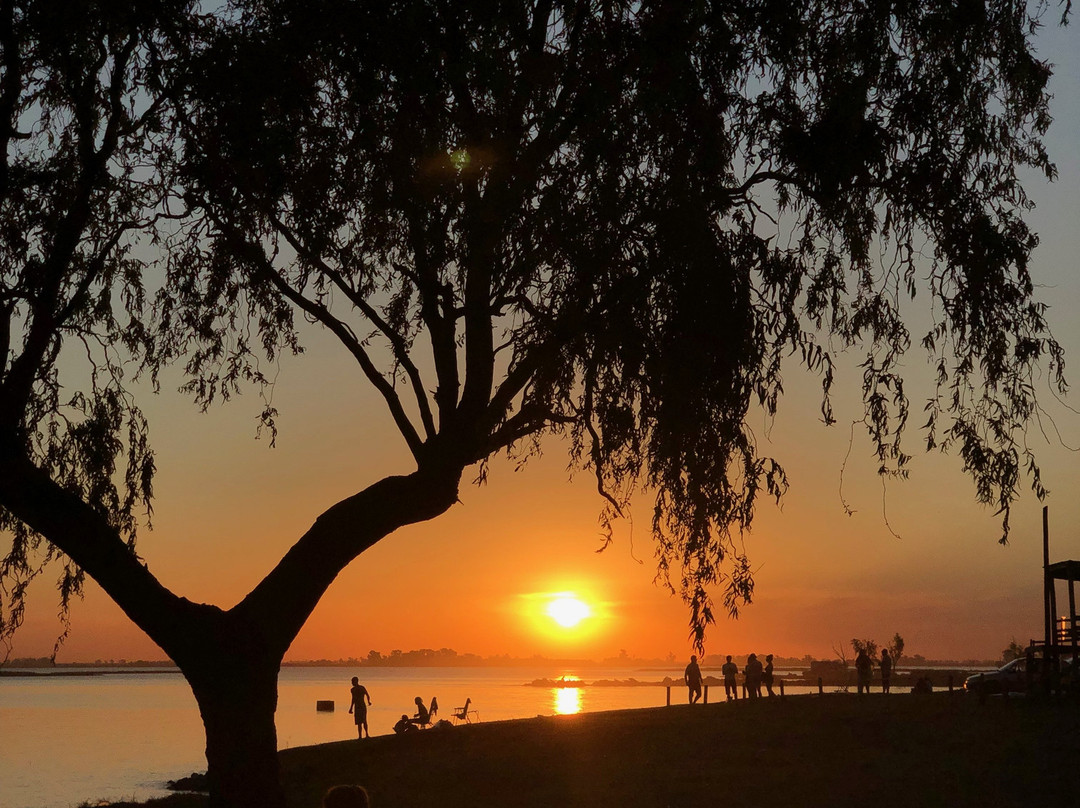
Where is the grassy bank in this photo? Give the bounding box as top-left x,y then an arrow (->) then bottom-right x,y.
120,692 -> 1080,808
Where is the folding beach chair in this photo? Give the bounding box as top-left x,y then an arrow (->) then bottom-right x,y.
451,697 -> 479,724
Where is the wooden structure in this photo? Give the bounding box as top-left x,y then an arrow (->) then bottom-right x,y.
1046,558 -> 1080,653
1031,506 -> 1080,679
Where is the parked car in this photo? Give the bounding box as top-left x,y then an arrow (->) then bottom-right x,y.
964,658 -> 1028,695
965,655 -> 1075,695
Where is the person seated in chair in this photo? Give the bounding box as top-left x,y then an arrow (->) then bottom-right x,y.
408,695 -> 430,727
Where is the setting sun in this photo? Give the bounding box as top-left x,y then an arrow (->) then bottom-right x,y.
546,595 -> 591,628
518,587 -> 608,646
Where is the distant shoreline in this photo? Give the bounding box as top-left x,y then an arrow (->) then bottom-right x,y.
0,655 -> 1004,671
2,665 -> 994,689
0,667 -> 183,677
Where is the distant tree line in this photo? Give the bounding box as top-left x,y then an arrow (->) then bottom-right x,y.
1,657 -> 178,668
3,646 -> 1014,671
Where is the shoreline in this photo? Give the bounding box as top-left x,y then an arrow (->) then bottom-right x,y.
110,691 -> 1080,808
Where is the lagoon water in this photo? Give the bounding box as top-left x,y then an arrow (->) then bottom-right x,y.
4,664 -> 764,808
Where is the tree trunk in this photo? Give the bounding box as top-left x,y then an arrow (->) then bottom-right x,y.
185,649 -> 286,808
1,451 -> 465,808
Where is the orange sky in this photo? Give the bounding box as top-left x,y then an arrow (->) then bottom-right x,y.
8,25 -> 1080,666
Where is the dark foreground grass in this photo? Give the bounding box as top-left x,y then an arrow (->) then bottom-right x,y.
117,692 -> 1080,808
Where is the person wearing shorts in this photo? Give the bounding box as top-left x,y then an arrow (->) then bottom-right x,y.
348,676 -> 372,738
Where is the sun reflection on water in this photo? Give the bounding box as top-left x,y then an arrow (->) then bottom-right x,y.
553,687 -> 583,715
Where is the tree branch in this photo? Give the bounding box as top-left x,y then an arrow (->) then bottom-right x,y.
0,447 -> 200,662
237,465 -> 462,655
213,217 -> 427,461
0,0 -> 22,200
402,204 -> 461,428
270,215 -> 437,441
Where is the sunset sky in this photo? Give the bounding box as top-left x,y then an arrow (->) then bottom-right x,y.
9,23 -> 1080,667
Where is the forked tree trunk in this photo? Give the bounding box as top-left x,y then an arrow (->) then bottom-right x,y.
0,452 -> 465,808
165,468 -> 464,808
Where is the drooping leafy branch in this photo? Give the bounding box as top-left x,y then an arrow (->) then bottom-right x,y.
0,0 -> 201,655
159,0 -> 1064,648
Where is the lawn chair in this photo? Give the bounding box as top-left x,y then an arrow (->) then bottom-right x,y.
451,697 -> 479,724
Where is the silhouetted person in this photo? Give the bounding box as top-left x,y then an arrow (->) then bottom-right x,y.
393,714 -> 416,733
880,649 -> 892,694
855,649 -> 872,695
684,654 -> 703,704
323,784 -> 370,808
721,655 -> 739,701
744,653 -> 763,698
348,676 -> 372,739
408,695 -> 430,726
763,654 -> 775,697
912,676 -> 932,695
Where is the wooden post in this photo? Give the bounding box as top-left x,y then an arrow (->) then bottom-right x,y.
779,680 -> 785,699
1045,505 -> 1053,652
947,675 -> 954,693
703,685 -> 709,704
1069,578 -> 1077,649
817,676 -> 823,695
666,686 -> 671,707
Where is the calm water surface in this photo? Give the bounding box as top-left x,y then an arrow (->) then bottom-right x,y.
4,665 -> 740,808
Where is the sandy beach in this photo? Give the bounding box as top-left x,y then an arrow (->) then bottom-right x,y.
118,691 -> 1080,808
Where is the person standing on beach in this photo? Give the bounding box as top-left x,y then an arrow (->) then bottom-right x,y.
744,653 -> 763,698
763,654 -> 776,697
855,649 -> 873,695
348,677 -> 372,738
721,655 -> 739,701
880,649 -> 893,694
684,655 -> 704,704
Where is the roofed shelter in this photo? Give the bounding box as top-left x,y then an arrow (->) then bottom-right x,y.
1037,507 -> 1080,671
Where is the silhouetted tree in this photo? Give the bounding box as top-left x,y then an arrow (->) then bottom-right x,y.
1003,637 -> 1026,663
888,633 -> 906,669
852,638 -> 878,664
0,2 -> 1069,806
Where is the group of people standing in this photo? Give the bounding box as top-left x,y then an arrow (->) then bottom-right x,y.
684,648 -> 897,701
855,647 -> 894,694
683,652 -> 779,703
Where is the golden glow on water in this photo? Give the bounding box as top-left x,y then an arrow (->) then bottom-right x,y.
554,687 -> 582,715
